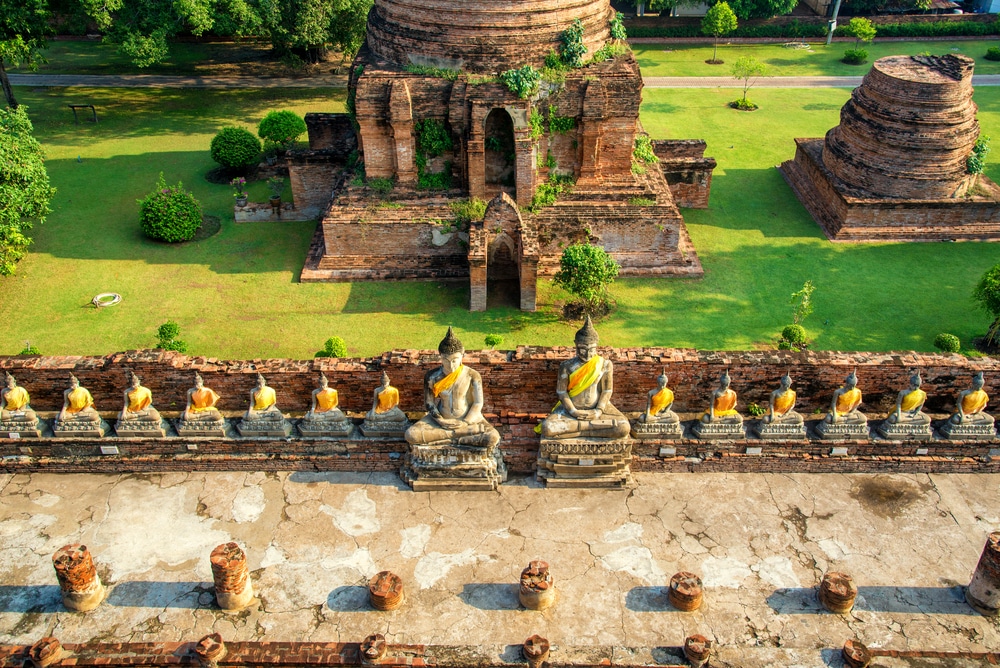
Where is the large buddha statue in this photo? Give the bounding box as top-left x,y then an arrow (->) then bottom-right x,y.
53,374 -> 104,437
537,316 -> 630,440
1,372 -> 40,437
692,370 -> 744,439
361,370 -> 410,437
115,372 -> 165,437
940,371 -> 995,440
299,373 -> 354,437
816,370 -> 868,440
176,372 -> 226,437
238,373 -> 290,437
631,368 -> 681,438
400,328 -> 505,491
756,373 -> 805,439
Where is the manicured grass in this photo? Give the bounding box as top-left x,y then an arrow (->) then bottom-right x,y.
633,39 -> 1000,76
2,84 -> 999,358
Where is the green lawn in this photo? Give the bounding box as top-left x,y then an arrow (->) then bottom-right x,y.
2,83 -> 999,358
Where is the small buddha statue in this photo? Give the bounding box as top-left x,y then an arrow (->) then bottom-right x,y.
631,368 -> 681,439
887,371 -> 930,426
940,372 -> 995,440
54,374 -> 104,437
816,369 -> 868,440
298,372 -> 353,437
1,372 -> 40,437
238,373 -> 289,437
755,372 -> 805,439
115,372 -> 165,437
360,370 -> 409,437
176,372 -> 226,437
692,369 -> 744,439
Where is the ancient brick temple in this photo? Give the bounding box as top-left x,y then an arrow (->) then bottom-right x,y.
781,54 -> 1000,242
294,0 -> 714,309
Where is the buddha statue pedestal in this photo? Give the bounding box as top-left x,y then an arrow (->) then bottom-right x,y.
360,416 -> 410,438
693,370 -> 744,440
1,373 -> 41,437
114,419 -> 166,438
755,421 -> 806,440
815,419 -> 869,441
939,420 -> 996,441
877,419 -> 932,441
536,438 -> 635,489
52,419 -> 105,439
1,414 -> 42,438
298,417 -> 354,438
238,415 -> 291,438
400,443 -> 507,491
176,418 -> 227,438
631,420 -> 682,439
692,420 -> 745,440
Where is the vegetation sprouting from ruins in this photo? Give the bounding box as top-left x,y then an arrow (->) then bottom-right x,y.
404,63 -> 460,81
500,65 -> 542,99
529,110 -> 544,140
609,12 -> 627,41
631,135 -> 659,174
547,106 -> 576,134
973,263 -> 1000,348
449,198 -> 487,231
968,135 -> 991,183
415,118 -> 454,190
528,174 -> 575,213
559,19 -> 587,67
155,321 -> 189,352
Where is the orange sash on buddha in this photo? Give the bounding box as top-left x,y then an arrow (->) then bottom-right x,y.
900,388 -> 926,413
534,356 -> 604,433
127,386 -> 152,412
712,389 -> 737,416
315,388 -> 339,412
773,390 -> 795,416
376,386 -> 399,413
67,387 -> 94,413
191,387 -> 220,412
649,387 -> 674,416
433,365 -> 464,397
253,386 -> 276,410
835,388 -> 862,416
962,389 -> 989,415
3,386 -> 29,411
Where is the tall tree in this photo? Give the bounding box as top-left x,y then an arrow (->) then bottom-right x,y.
257,0 -> 371,63
701,2 -> 737,65
0,106 -> 54,275
723,0 -> 796,20
0,0 -> 51,109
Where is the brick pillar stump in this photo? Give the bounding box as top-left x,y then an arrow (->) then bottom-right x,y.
967,531 -> 1000,615
842,639 -> 872,668
27,638 -> 63,668
194,633 -> 226,668
360,633 -> 387,665
52,544 -> 105,612
819,572 -> 857,614
369,571 -> 404,611
210,543 -> 254,611
683,635 -> 711,668
519,560 -> 555,610
668,572 -> 703,612
522,635 -> 549,668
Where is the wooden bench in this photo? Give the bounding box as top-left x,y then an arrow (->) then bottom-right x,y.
68,104 -> 97,123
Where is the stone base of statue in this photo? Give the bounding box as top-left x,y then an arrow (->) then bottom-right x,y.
692,419 -> 745,440
400,443 -> 507,491
238,416 -> 291,438
297,418 -> 355,438
938,420 -> 996,441
175,418 -> 227,438
360,418 -> 411,439
536,438 -> 635,489
114,419 -> 167,438
631,420 -> 682,439
755,420 -> 807,440
815,417 -> 869,441
52,418 -> 105,439
877,420 -> 932,441
0,416 -> 42,438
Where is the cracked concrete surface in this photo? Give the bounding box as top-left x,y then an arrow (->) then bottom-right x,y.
0,472 -> 997,666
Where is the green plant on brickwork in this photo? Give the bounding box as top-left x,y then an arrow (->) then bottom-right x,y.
528,174 -> 575,213
560,18 -> 587,67
747,402 -> 766,417
553,242 -> 620,315
631,135 -> 659,174
933,333 -> 961,353
315,336 -> 348,358
544,49 -> 564,70
547,105 -> 576,134
529,109 -> 544,140
367,177 -> 395,195
590,41 -> 629,64
18,341 -> 40,355
485,136 -> 503,153
415,119 -> 453,158
484,333 -> 504,349
404,63 -> 460,80
545,151 -> 558,170
968,135 -> 991,179
500,65 -> 542,99
450,198 -> 486,230
138,173 -> 203,243
418,164 -> 452,190
629,197 -> 655,206
610,11 -> 627,41
156,321 -> 189,352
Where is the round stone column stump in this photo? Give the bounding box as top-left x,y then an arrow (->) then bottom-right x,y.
194,633 -> 227,668
369,571 -> 404,611
28,638 -> 63,668
668,572 -> 703,612
522,635 -> 550,668
360,633 -> 387,665
967,531 -> 1000,615
683,634 -> 711,668
842,639 -> 872,668
210,543 -> 254,611
819,572 -> 857,614
519,560 -> 556,610
52,544 -> 105,612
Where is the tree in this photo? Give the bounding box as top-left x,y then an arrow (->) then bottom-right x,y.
553,243 -> 620,315
0,106 -> 54,276
973,263 -> 1000,347
844,17 -> 876,49
730,55 -> 767,108
256,0 -> 373,64
701,2 -> 738,65
724,0 -> 796,19
0,0 -> 51,109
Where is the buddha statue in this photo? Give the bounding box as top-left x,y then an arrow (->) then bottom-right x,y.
940,371 -> 995,440
816,370 -> 868,440
537,316 -> 631,441
53,374 -> 104,437
692,369 -> 744,439
756,373 -> 805,439
298,372 -> 354,437
360,370 -> 410,437
631,368 -> 681,438
401,328 -> 505,491
878,371 -> 931,440
115,372 -> 165,437
1,372 -> 40,437
176,372 -> 226,437
238,373 -> 289,437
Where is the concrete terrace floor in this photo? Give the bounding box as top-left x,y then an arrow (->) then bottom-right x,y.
0,472 -> 998,666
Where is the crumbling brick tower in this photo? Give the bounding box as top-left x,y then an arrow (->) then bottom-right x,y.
299,0 -> 714,309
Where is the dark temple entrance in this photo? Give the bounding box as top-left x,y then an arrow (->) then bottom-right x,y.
484,108 -> 516,201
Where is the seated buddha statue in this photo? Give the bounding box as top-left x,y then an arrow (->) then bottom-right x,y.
305,372 -> 346,422
182,373 -> 223,422
701,370 -> 742,424
1,372 -> 36,423
361,370 -> 409,437
824,370 -> 866,425
887,371 -> 930,425
244,373 -> 283,422
119,372 -> 161,423
639,368 -> 679,425
765,373 -> 802,425
54,374 -> 103,436
537,316 -> 631,440
949,371 -> 993,426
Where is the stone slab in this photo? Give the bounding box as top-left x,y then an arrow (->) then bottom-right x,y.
814,420 -> 870,441
938,421 -> 997,441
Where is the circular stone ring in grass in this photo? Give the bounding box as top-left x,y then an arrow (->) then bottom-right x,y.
92,293 -> 122,308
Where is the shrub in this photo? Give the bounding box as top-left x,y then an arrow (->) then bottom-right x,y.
610,12 -> 627,41
315,336 -> 348,358
629,197 -> 656,206
933,333 -> 961,353
368,177 -> 395,195
156,321 -> 189,352
968,135 -> 991,176
547,107 -> 576,134
553,243 -> 621,313
450,198 -> 487,229
138,174 -> 203,243
528,175 -> 574,212
844,17 -> 876,48
842,48 -> 869,65
986,47 -> 1000,61
484,333 -> 504,349
500,65 -> 542,99
18,341 -> 40,355
415,119 -> 453,158
781,324 -> 807,346
729,98 -> 758,111
747,402 -> 766,417
529,110 -> 544,140
560,18 -> 587,67
257,110 -> 307,150
210,127 -> 262,170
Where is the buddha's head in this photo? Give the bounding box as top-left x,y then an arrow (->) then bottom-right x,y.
719,369 -> 731,389
255,373 -> 267,389
780,373 -> 792,390
194,372 -> 205,389
318,372 -> 329,389
657,367 -> 668,389
438,327 -> 465,373
4,372 -> 15,389
845,369 -> 858,389
909,371 -> 922,390
575,315 -> 599,362
973,371 -> 985,390
69,374 -> 80,389
129,372 -> 141,389
381,370 -> 391,388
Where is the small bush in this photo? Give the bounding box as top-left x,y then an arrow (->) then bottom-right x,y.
500,65 -> 542,99
987,47 -> 1000,61
257,110 -> 307,150
747,402 -> 766,417
315,336 -> 348,358
629,197 -> 656,206
729,98 -> 758,111
547,107 -> 576,134
842,48 -> 869,65
934,332 -> 961,353
210,126 -> 262,170
138,173 -> 203,243
450,198 -> 487,228
781,324 -> 807,346
484,333 -> 504,349
610,12 -> 627,41
560,18 -> 587,67
18,342 -> 40,355
156,321 -> 189,352
368,177 -> 395,195
528,176 -> 574,212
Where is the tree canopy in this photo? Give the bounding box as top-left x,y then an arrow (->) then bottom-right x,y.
973,263 -> 1000,346
701,2 -> 737,63
0,0 -> 51,108
0,106 -> 54,275
723,0 -> 796,20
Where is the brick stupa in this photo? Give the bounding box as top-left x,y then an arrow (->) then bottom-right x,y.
293,0 -> 715,309
780,54 -> 1000,242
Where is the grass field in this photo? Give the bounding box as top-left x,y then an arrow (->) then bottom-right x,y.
2,81 -> 999,359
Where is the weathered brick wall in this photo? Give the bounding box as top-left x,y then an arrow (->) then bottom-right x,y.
654,140 -> 716,210
287,153 -> 342,217
304,114 -> 357,157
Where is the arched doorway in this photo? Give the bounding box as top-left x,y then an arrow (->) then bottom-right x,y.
484,108 -> 516,201
487,233 -> 519,308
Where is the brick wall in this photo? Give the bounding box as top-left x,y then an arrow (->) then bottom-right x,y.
653,140 -> 716,210
304,114 -> 357,157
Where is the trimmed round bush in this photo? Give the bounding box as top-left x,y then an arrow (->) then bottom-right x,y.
139,174 -> 202,242
986,47 -> 1000,62
781,324 -> 807,346
933,332 -> 961,353
258,110 -> 307,148
210,126 -> 262,170
316,336 -> 348,358
842,48 -> 869,65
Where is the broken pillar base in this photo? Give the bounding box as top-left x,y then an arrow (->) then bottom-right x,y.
62,578 -> 106,612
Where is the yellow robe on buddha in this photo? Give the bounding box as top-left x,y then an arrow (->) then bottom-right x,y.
899,388 -> 926,413
535,356 -> 605,433
376,386 -> 400,414
3,386 -> 29,411
191,387 -> 220,412
961,389 -> 989,415
67,387 -> 94,413
649,387 -> 674,416
433,365 -> 465,397
253,386 -> 277,410
127,386 -> 152,412
772,390 -> 795,416
708,388 -> 738,417
315,388 -> 339,412
835,388 -> 862,416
